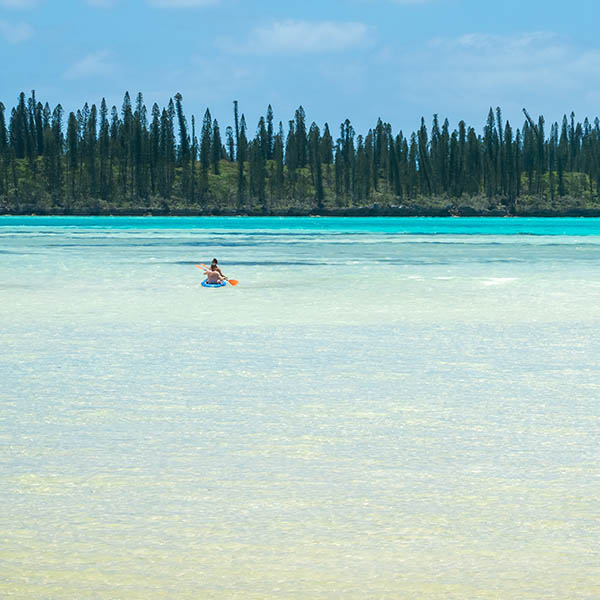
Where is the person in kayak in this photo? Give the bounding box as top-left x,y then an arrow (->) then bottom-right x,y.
210,258 -> 225,278
205,262 -> 225,285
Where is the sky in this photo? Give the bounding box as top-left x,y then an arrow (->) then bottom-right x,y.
1,0 -> 600,138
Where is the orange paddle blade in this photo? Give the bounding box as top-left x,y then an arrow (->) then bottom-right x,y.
227,279 -> 239,286
195,264 -> 207,271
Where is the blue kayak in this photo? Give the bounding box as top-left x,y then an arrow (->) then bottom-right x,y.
201,279 -> 227,288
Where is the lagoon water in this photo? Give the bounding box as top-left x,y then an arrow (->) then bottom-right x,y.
1,216 -> 599,599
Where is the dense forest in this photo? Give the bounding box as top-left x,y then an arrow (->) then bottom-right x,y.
2,90 -> 600,216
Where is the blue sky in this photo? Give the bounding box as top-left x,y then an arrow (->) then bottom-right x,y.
1,0 -> 600,137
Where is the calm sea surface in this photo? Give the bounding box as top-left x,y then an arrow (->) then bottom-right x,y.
1,217 -> 599,599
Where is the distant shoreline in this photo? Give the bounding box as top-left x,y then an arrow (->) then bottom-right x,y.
4,206 -> 600,218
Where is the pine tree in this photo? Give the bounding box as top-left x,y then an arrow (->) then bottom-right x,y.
382,123 -> 394,196
233,100 -> 239,160
522,120 -> 534,194
163,102 -> 177,196
212,119 -> 222,174
504,121 -> 516,210
257,116 -> 268,160
0,102 -> 6,153
266,104 -> 274,160
536,115 -> 546,195
334,142 -> 344,205
10,93 -> 29,159
110,105 -> 120,197
465,127 -> 481,196
373,118 -> 388,192
581,118 -> 594,197
395,133 -> 408,199
429,115 -> 441,193
51,104 -> 64,201
174,93 -> 189,161
133,92 -> 148,200
321,123 -> 333,165
320,122 -> 333,191
514,128 -> 522,200
191,115 -> 197,203
594,118 -> 600,198
448,130 -> 459,198
483,108 -> 498,198
174,93 -> 190,198
456,120 -> 466,197
355,135 -> 369,203
119,93 -> 134,197
225,126 -> 234,162
87,104 -> 98,198
294,106 -> 307,168
98,99 -> 110,199
285,120 -> 297,196
42,113 -> 58,201
547,121 -> 558,202
237,114 -> 247,208
249,131 -> 266,211
158,109 -> 170,197
0,102 -> 7,195
408,133 -> 418,199
569,111 -> 576,171
388,133 -> 401,199
199,109 -> 213,202
199,108 -> 212,172
271,122 -> 284,204
365,130 -> 374,194
440,118 -> 450,194
308,122 -> 324,209
339,119 -> 355,203
34,99 -> 44,156
66,111 -> 79,200
25,91 -> 37,160
77,106 -> 87,194
417,118 -> 432,195
495,107 -> 505,196
149,103 -> 161,196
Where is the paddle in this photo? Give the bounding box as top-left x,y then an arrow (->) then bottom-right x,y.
195,264 -> 239,286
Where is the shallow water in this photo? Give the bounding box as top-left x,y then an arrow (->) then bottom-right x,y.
1,217 -> 599,599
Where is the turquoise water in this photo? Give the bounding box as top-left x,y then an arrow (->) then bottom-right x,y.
4,214 -> 600,234
1,217 -> 599,598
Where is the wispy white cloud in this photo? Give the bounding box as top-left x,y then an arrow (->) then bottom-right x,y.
385,32 -> 600,119
0,0 -> 38,8
147,0 -> 218,7
63,51 -> 116,80
0,20 -> 33,43
225,20 -> 371,55
188,55 -> 263,99
85,0 -> 117,6
357,0 -> 435,4
354,0 -> 434,4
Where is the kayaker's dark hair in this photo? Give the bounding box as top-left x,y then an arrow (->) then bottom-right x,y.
212,258 -> 218,265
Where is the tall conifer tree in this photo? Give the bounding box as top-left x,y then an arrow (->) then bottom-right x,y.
212,119 -> 222,174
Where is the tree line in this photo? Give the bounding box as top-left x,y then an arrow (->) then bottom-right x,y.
2,90 -> 600,215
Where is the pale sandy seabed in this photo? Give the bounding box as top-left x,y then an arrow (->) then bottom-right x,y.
0,219 -> 599,598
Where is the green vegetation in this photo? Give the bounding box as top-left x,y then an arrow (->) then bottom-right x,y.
2,92 -> 600,216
